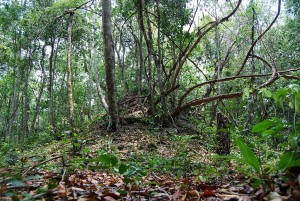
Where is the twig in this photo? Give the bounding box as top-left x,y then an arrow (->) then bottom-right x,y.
21,190 -> 52,201
22,155 -> 63,176
60,169 -> 66,185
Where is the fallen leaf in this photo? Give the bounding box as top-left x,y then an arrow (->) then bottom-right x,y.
153,192 -> 170,199
189,189 -> 200,197
103,196 -> 116,201
172,189 -> 181,200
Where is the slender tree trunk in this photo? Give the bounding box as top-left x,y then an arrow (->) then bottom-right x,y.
8,64 -> 20,144
102,0 -> 118,132
137,20 -> 144,98
137,0 -> 155,114
156,0 -> 167,120
67,12 -> 75,132
147,55 -> 155,114
214,22 -> 230,155
245,1 -> 256,128
49,39 -> 55,130
31,45 -> 47,133
85,54 -> 93,120
115,26 -> 129,97
116,40 -> 128,97
22,50 -> 33,140
93,0 -> 109,112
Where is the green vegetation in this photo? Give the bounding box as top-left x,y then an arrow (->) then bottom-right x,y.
0,0 -> 299,200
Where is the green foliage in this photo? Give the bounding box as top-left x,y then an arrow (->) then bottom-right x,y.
277,151 -> 300,171
234,137 -> 261,173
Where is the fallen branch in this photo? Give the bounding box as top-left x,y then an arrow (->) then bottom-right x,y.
22,155 -> 63,176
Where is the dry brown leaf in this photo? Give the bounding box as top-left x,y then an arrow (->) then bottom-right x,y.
172,189 -> 181,200
103,196 -> 116,201
189,189 -> 200,197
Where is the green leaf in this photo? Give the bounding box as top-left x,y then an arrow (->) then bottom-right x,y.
24,175 -> 42,181
273,88 -> 289,105
295,90 -> 300,114
277,151 -> 294,170
36,187 -> 47,194
82,148 -> 90,154
261,88 -> 272,98
118,164 -> 129,174
235,138 -> 260,173
98,153 -> 119,167
252,120 -> 275,133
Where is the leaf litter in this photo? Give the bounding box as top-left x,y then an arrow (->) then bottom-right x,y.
1,125 -> 299,201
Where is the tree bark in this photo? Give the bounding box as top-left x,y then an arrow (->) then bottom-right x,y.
31,45 -> 47,133
102,0 -> 118,132
85,54 -> 93,120
49,39 -> 55,130
93,0 -> 109,112
137,16 -> 144,98
245,1 -> 256,128
67,12 -> 75,132
116,32 -> 128,97
156,0 -> 168,122
216,112 -> 230,155
22,48 -> 34,140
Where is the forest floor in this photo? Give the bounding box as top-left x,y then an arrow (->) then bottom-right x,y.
0,119 -> 299,201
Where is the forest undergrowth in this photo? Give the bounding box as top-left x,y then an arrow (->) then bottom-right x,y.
1,117 -> 299,201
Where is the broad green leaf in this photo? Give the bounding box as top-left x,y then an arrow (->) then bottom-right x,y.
277,151 -> 294,170
98,153 -> 119,167
288,132 -> 299,148
273,88 -> 289,105
252,120 -> 275,133
235,138 -> 260,172
98,154 -> 111,165
295,90 -> 300,114
118,164 -> 129,174
289,159 -> 300,168
110,155 -> 119,167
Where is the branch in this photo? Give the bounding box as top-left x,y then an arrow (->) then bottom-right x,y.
172,92 -> 243,118
282,75 -> 300,80
171,0 -> 242,89
235,0 -> 281,76
22,155 -> 63,176
250,54 -> 279,89
175,67 -> 300,115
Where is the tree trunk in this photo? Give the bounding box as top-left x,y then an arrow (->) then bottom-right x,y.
31,44 -> 47,133
147,55 -> 155,114
93,0 -> 109,112
155,0 -> 168,123
67,12 -> 75,132
137,17 -> 144,98
102,0 -> 118,132
116,35 -> 128,97
8,62 -> 20,144
49,39 -> 55,130
85,54 -> 93,120
245,1 -> 256,128
22,50 -> 33,140
216,112 -> 230,155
